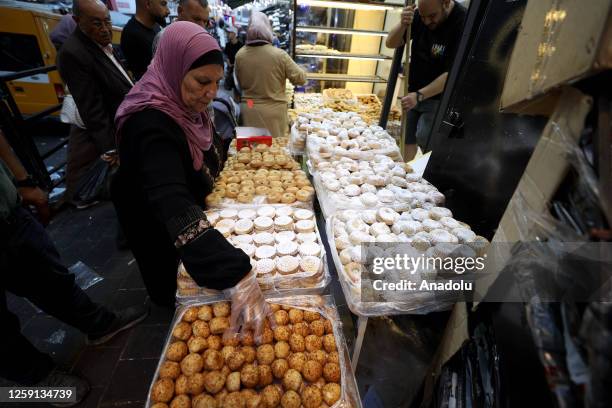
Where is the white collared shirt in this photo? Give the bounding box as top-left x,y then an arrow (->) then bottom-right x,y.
100,43 -> 134,86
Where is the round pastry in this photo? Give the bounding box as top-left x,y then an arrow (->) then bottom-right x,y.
285,186 -> 300,195
237,243 -> 256,258
274,215 -> 294,231
266,192 -> 281,203
294,209 -> 314,221
281,193 -> 297,204
300,256 -> 322,275
297,232 -> 318,243
253,232 -> 275,246
205,193 -> 222,207
296,189 -> 312,202
254,216 -> 274,231
410,208 -> 430,222
275,230 -> 296,243
429,207 -> 453,220
276,256 -> 300,275
377,189 -> 395,203
275,206 -> 294,218
343,184 -> 361,197
255,245 -> 277,260
349,230 -> 373,245
411,231 -> 432,251
255,185 -> 270,196
370,222 -> 391,236
256,258 -> 276,277
440,217 -> 461,231
429,191 -> 446,205
237,209 -> 257,220
299,242 -> 321,257
295,219 -> 315,233
277,241 -> 299,256
453,227 -> 477,243
376,208 -> 400,225
324,179 -> 341,192
151,378 -> 174,403
234,219 -> 254,235
233,234 -> 253,245
360,192 -> 379,207
339,248 -> 352,265
430,229 -> 459,245
360,183 -> 377,194
257,206 -> 276,218
422,219 -> 443,232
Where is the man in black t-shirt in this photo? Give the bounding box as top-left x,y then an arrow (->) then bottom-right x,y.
223,26 -> 243,91
386,0 -> 466,159
121,0 -> 170,80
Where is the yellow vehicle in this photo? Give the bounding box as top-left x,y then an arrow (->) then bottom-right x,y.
0,0 -> 124,116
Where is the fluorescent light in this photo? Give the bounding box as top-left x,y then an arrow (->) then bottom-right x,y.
296,26 -> 388,37
296,53 -> 387,61
297,0 -> 402,11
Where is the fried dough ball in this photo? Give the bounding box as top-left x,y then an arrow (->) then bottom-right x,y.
167,341 -> 189,362
322,383 -> 341,405
203,349 -> 224,371
175,375 -> 189,395
180,353 -> 204,376
271,359 -> 289,379
273,326 -> 291,342
292,322 -> 310,337
313,377 -> 326,390
241,331 -> 255,346
241,389 -> 262,408
241,346 -> 256,363
240,364 -> 259,388
223,334 -> 241,347
208,335 -> 222,350
309,320 -> 325,337
226,372 -> 241,392
204,371 -> 226,394
288,309 -> 303,324
151,403 -> 169,408
188,336 -> 208,353
198,305 -> 213,321
327,351 -> 340,365
170,394 -> 191,408
323,363 -> 341,383
210,317 -> 230,335
215,389 -> 229,406
280,390 -> 301,408
270,304 -> 281,312
221,366 -> 231,378
261,385 -> 281,408
274,341 -> 291,359
256,344 -> 275,365
188,373 -> 205,395
173,322 -> 192,341
287,352 -> 307,372
159,361 -> 181,379
323,334 -> 337,353
303,311 -> 320,323
274,310 -> 289,326
282,369 -> 302,392
151,378 -> 174,402
324,319 -> 334,334
192,320 -> 211,338
213,302 -> 231,317
192,394 -> 216,408
302,360 -> 323,382
221,346 -> 236,361
305,335 -> 323,352
226,351 -> 246,371
288,333 -> 305,352
223,392 -> 245,408
309,350 -> 327,366
261,327 -> 274,344
182,307 -> 199,323
301,386 -> 322,408
258,365 -> 273,387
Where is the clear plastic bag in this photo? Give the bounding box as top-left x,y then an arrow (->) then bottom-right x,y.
146,295 -> 362,408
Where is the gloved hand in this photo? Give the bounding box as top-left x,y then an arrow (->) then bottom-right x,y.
222,270 -> 274,344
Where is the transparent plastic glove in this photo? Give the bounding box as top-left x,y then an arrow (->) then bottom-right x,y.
222,271 -> 274,344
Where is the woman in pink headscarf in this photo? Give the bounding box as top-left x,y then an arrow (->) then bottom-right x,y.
112,22 -> 270,338
235,11 -> 306,138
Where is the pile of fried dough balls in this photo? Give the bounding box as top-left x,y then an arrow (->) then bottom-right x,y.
150,302 -> 342,408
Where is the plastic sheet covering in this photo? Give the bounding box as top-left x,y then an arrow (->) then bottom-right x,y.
176,205 -> 330,303
70,261 -> 103,290
289,124 -> 305,156
146,295 -> 362,408
206,195 -> 314,210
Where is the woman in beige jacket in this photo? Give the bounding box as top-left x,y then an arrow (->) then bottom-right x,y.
235,12 -> 306,138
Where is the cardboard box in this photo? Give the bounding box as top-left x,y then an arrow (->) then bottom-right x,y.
500,0 -> 611,114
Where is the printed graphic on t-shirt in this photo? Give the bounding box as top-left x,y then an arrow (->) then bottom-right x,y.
431,44 -> 446,58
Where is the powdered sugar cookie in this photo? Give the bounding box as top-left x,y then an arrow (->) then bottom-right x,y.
294,209 -> 314,221
299,242 -> 321,257
429,207 -> 452,220
297,232 -> 318,243
277,241 -> 298,256
360,192 -> 378,207
275,230 -> 296,244
234,219 -> 254,235
255,245 -> 277,260
253,232 -> 275,246
237,208 -> 257,220
254,216 -> 274,231
295,219 -> 315,233
299,256 -> 322,275
257,206 -> 276,218
276,256 -> 300,275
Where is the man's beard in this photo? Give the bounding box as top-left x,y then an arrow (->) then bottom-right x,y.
154,15 -> 168,27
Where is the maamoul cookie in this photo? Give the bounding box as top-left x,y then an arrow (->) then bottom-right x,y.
295,220 -> 315,234
277,241 -> 298,257
238,209 -> 257,220
255,245 -> 277,260
253,232 -> 275,246
294,209 -> 314,221
299,242 -> 321,257
277,256 -> 300,275
254,216 -> 274,232
297,232 -> 318,243
234,219 -> 254,235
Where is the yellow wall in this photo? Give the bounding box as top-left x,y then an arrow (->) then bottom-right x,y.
345,9 -> 385,94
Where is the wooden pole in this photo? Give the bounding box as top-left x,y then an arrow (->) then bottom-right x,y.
399,0 -> 415,161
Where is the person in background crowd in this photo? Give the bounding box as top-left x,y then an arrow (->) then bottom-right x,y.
223,26 -> 242,90
151,0 -> 209,53
57,0 -> 133,207
0,130 -> 148,406
386,0 -> 466,160
50,13 -> 77,49
121,0 -> 170,80
216,16 -> 227,48
235,11 -> 306,138
272,30 -> 281,48
206,16 -> 220,45
111,23 -> 258,312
